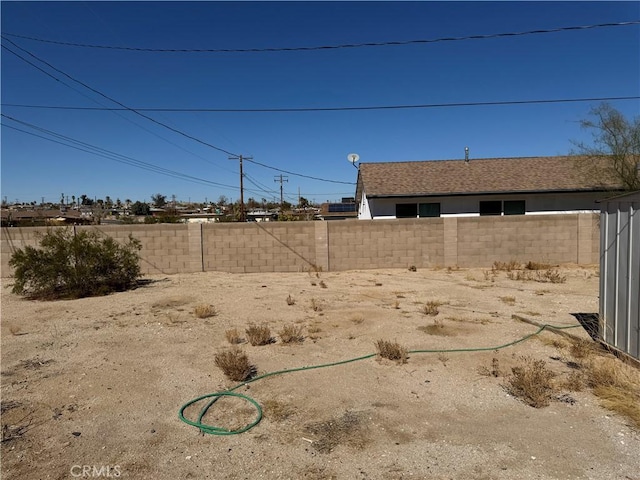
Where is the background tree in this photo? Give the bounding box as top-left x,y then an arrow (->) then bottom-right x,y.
131,201 -> 151,216
572,103 -> 640,191
151,193 -> 167,208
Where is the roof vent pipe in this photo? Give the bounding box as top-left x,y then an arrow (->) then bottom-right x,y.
464,147 -> 469,163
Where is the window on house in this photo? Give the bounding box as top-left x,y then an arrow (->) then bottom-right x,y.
479,201 -> 502,216
419,202 -> 441,217
396,203 -> 418,218
504,200 -> 525,215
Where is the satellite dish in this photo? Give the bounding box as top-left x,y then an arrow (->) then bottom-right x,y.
347,153 -> 360,164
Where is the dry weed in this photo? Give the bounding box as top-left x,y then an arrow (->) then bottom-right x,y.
278,324 -> 305,344
194,304 -> 217,319
569,338 -> 598,361
375,339 -> 408,364
493,260 -> 521,272
225,328 -> 243,345
245,324 -> 273,346
310,298 -> 322,312
478,357 -> 503,377
349,314 -> 365,325
504,356 -> 557,408
286,294 -> 295,306
319,280 -> 328,289
214,347 -> 256,382
421,300 -> 442,316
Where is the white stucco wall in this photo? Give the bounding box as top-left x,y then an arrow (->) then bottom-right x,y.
359,191 -> 610,219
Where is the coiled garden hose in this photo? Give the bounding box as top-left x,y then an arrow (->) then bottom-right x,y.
178,323 -> 580,436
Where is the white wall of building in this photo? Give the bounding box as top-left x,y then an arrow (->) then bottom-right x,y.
359,191 -> 610,219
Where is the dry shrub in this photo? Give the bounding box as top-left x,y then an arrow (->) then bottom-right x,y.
194,304 -> 217,319
525,260 -> 552,270
536,269 -> 567,284
507,270 -> 534,281
349,314 -> 365,324
214,347 -> 256,381
286,294 -> 295,306
375,339 -> 408,364
245,324 -> 273,346
421,300 -> 441,316
493,260 -> 520,272
278,324 -> 305,344
560,370 -> 585,392
504,356 -> 557,408
225,328 -> 243,345
9,324 -> 22,336
319,280 -> 328,289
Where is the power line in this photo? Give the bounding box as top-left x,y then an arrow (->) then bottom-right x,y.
0,43 -> 239,176
4,21 -> 639,53
245,158 -> 355,185
1,35 -> 239,157
3,95 -> 639,113
2,36 -> 352,186
1,114 -> 239,190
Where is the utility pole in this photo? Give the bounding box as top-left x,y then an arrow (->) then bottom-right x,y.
229,155 -> 252,222
274,174 -> 288,209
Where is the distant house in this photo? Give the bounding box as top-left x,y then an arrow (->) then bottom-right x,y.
355,155 -> 623,219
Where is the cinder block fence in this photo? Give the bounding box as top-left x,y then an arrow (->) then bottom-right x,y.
1,213 -> 599,277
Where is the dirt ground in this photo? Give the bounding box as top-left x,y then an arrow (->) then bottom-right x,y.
1,265 -> 639,480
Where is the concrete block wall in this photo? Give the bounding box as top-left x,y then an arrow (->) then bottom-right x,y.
0,214 -> 601,278
327,219 -> 445,271
201,222 -> 319,273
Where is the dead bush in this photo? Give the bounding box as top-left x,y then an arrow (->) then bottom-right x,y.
278,324 -> 305,344
194,304 -> 217,319
525,261 -> 552,270
504,356 -> 557,408
245,323 -> 274,346
492,260 -> 520,272
214,347 -> 256,382
375,339 -> 408,364
286,294 -> 295,306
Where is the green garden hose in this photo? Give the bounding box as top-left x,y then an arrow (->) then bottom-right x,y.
178,323 -> 580,436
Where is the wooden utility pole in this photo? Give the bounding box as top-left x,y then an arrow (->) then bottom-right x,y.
274,174 -> 288,208
229,155 -> 252,222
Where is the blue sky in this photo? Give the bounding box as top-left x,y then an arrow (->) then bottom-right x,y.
1,1 -> 639,206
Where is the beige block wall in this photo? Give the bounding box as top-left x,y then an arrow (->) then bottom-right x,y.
0,214 -> 601,278
327,219 -> 445,271
201,222 -> 319,273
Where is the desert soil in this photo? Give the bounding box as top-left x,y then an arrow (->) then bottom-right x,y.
1,265 -> 639,480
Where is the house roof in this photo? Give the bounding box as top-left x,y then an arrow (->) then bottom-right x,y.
356,155 -> 622,201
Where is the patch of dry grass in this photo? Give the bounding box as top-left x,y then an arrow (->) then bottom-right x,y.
525,261 -> 553,270
375,339 -> 408,364
194,304 -> 217,319
349,314 -> 364,325
245,324 -> 274,346
305,410 -> 369,453
418,319 -> 456,336
214,347 -> 256,382
504,356 -> 557,408
499,296 -> 516,306
278,324 -> 305,344
262,398 -> 295,422
286,294 -> 296,306
478,357 -> 503,377
310,298 -> 322,312
492,260 -> 521,272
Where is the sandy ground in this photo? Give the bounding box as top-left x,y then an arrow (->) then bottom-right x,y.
1,265 -> 639,480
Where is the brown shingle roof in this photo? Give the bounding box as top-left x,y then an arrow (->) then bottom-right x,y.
356,155 -> 622,199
